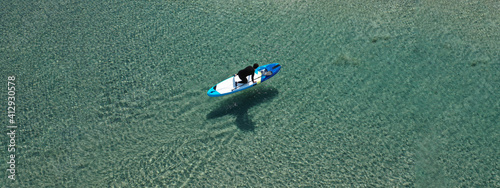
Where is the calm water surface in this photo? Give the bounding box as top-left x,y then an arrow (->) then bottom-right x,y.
1,0 -> 498,187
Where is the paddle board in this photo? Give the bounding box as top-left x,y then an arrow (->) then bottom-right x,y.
207,63 -> 281,97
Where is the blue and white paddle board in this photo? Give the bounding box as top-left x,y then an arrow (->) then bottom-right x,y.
207,63 -> 281,97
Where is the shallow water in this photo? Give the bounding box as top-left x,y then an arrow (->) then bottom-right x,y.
1,0 -> 499,187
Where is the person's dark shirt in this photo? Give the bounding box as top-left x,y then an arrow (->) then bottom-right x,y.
238,66 -> 255,82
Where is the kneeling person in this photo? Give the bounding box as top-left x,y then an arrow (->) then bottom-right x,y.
236,64 -> 259,84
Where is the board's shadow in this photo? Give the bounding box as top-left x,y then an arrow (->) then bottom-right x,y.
207,87 -> 279,131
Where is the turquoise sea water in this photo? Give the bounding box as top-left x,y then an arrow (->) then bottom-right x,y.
1,0 -> 499,187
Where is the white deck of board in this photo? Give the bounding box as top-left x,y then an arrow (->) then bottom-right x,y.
215,71 -> 262,94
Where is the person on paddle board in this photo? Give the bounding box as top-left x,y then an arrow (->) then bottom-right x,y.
236,64 -> 259,84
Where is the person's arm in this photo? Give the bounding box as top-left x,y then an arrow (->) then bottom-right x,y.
251,70 -> 255,83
